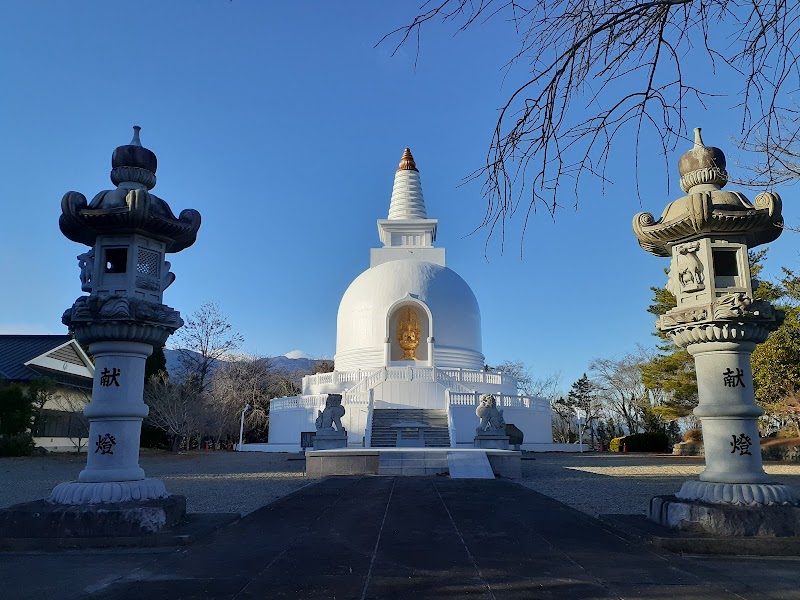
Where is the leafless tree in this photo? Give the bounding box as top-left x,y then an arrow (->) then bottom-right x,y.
209,356 -> 275,444
173,302 -> 244,394
26,378 -> 57,432
590,351 -> 653,433
144,372 -> 202,451
741,117 -> 800,186
313,359 -> 335,374
50,390 -> 91,453
492,359 -> 562,398
551,397 -> 577,443
384,1 -> 800,248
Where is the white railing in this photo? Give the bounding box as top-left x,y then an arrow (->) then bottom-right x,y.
448,392 -> 478,406
343,392 -> 371,406
342,368 -> 385,396
270,394 -> 327,411
434,369 -> 474,393
271,391 -> 374,412
439,368 -> 514,387
305,367 -> 518,395
273,377 -> 548,413
303,366 -> 523,403
302,369 -> 365,392
446,392 -> 550,411
347,366 -> 477,394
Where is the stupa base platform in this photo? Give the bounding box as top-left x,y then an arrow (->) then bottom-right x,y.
305,448 -> 521,479
648,495 -> 800,537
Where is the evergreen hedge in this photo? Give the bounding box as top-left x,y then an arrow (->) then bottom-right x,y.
0,433 -> 35,457
609,432 -> 669,453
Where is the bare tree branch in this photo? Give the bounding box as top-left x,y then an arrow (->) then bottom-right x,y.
383,0 -> 800,251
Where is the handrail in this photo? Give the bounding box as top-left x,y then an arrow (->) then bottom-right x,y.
364,389 -> 375,447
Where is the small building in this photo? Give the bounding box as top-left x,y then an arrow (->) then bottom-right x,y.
248,150 -> 554,452
0,335 -> 94,452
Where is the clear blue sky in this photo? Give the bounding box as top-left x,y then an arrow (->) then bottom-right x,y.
1,2 -> 797,393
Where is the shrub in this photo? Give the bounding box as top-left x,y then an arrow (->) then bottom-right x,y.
776,426 -> 800,439
0,433 -> 35,457
682,428 -> 703,442
0,384 -> 34,436
609,436 -> 625,452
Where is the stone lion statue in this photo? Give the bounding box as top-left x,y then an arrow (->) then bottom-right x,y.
315,394 -> 346,433
476,394 -> 505,434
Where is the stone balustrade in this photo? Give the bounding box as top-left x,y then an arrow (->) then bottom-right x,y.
447,391 -> 549,411
302,367 -> 515,394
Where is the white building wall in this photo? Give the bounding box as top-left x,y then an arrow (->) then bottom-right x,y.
372,381 -> 445,409
266,405 -> 318,446
448,404 -> 554,448
264,397 -> 370,450
34,437 -> 89,453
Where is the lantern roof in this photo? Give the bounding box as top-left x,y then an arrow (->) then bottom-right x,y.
59,127 -> 201,253
633,128 -> 782,257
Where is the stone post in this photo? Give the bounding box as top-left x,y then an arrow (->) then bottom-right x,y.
49,127 -> 201,506
633,128 -> 799,535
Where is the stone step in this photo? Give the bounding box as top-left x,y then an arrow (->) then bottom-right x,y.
370,409 -> 451,448
377,451 -> 450,476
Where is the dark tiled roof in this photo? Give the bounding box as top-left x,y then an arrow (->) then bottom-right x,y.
26,365 -> 93,391
0,335 -> 74,381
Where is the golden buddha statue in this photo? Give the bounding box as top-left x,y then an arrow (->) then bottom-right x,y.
397,306 -> 421,360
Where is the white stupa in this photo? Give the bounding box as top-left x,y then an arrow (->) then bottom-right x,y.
255,149 -> 553,452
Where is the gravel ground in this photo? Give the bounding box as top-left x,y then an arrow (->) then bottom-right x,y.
2,450 -> 799,517
519,452 -> 800,516
0,449 -> 309,516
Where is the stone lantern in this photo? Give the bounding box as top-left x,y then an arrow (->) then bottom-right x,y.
633,129 -> 799,535
51,127 -> 201,508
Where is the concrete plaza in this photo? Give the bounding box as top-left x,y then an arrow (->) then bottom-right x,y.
2,451 -> 800,599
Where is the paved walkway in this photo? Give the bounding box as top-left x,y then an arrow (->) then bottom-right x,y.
3,476 -> 800,599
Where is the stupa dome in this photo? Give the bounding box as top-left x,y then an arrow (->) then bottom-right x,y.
335,260 -> 483,371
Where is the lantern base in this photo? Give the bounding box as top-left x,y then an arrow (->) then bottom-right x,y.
676,480 -> 798,506
0,495 -> 185,538
49,478 -> 168,505
649,494 -> 800,537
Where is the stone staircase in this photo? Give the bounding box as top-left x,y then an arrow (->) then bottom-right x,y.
370,409 -> 451,448
376,449 -> 495,478
377,451 -> 450,476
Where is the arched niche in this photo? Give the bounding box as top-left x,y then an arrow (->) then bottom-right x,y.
386,296 -> 432,364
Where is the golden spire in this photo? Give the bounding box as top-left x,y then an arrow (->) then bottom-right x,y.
397,147 -> 419,173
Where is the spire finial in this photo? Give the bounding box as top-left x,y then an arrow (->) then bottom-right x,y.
111,126 -> 157,189
131,125 -> 142,147
693,127 -> 704,150
397,147 -> 419,173
678,126 -> 728,192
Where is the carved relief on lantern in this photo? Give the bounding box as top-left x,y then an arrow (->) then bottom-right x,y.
397,306 -> 421,360
675,241 -> 705,293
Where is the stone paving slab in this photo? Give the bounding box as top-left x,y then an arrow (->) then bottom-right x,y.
2,477 -> 800,599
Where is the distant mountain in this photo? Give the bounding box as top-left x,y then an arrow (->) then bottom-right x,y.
163,349 -> 330,379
